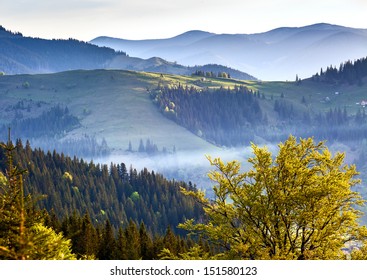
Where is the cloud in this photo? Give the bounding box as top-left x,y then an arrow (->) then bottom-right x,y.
3,0 -> 112,12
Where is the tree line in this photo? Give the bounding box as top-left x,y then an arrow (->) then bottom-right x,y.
192,70 -> 231,79
46,213 -> 214,260
190,64 -> 257,80
268,104 -> 367,143
1,105 -> 111,158
312,56 -> 367,85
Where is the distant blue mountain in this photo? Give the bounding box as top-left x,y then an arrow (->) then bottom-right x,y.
91,23 -> 367,80
0,25 -> 255,80
0,25 -> 121,74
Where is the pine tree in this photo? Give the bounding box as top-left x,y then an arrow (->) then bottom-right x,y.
78,213 -> 98,258
125,219 -> 140,259
139,222 -> 153,259
0,130 -> 75,259
97,219 -> 115,260
0,131 -> 39,259
115,227 -> 127,259
163,226 -> 178,255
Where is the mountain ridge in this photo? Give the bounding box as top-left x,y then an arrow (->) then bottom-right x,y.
0,25 -> 254,80
91,23 -> 367,80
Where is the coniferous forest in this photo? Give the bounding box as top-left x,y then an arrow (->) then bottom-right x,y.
0,140 -> 203,234
153,85 -> 264,146
0,138 -> 209,259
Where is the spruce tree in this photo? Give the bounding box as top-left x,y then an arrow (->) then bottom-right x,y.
139,222 -> 153,259
97,219 -> 115,260
0,130 -> 76,259
0,131 -> 38,259
125,219 -> 140,259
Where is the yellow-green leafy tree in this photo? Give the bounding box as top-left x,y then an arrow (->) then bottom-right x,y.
180,136 -> 367,259
159,244 -> 218,260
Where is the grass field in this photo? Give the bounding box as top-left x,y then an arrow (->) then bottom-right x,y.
247,78 -> 367,115
0,70 -> 226,153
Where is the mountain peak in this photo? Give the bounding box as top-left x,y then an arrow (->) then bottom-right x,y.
174,30 -> 214,37
167,30 -> 214,44
300,22 -> 353,31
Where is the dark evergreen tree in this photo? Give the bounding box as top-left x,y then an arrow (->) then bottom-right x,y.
114,227 -> 127,259
139,222 -> 153,259
125,219 -> 140,259
0,132 -> 75,259
97,220 -> 116,260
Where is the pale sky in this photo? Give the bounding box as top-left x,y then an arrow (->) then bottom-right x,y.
0,0 -> 366,41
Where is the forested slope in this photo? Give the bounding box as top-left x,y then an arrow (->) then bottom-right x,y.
0,140 -> 203,235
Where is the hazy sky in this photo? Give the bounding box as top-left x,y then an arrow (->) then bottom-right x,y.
0,0 -> 366,41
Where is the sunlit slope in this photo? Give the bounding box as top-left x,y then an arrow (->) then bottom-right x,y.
0,70 -> 224,152
245,77 -> 367,116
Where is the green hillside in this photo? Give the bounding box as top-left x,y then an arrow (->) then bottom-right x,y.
0,70 -> 227,153
1,69 -> 367,152
247,78 -> 367,116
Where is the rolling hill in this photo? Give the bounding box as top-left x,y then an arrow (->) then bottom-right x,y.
91,23 -> 367,81
0,70 -> 221,153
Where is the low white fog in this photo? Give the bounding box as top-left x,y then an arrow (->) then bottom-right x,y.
90,140 -> 360,196
92,145 -> 274,192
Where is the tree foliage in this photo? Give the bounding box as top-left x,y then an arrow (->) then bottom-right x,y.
28,223 -> 76,260
180,135 -> 367,259
0,135 -> 75,259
